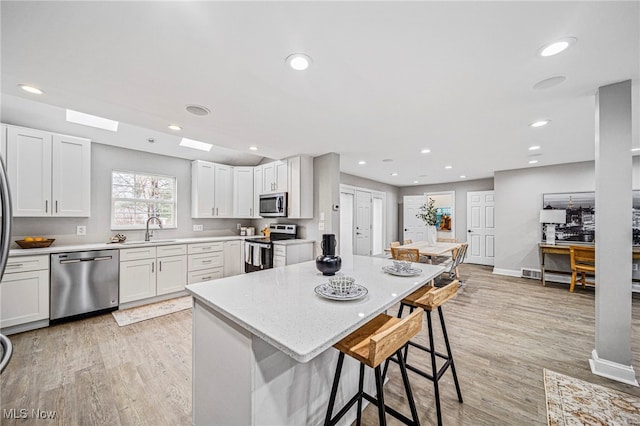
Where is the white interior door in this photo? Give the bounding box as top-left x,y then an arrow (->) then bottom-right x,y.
339,191 -> 354,256
371,196 -> 384,255
403,195 -> 427,243
355,190 -> 371,255
467,190 -> 495,265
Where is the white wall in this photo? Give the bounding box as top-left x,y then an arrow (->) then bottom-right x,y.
494,159 -> 640,275
11,143 -> 245,246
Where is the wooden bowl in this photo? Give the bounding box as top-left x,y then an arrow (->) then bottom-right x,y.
15,239 -> 55,249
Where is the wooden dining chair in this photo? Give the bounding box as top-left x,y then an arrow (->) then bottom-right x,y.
436,238 -> 457,243
391,247 -> 420,262
403,239 -> 413,245
390,241 -> 401,248
569,245 -> 595,292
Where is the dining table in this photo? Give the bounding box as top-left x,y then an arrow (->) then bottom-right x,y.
385,241 -> 462,261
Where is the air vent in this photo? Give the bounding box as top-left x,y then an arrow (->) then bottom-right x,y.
185,104 -> 211,116
521,268 -> 542,280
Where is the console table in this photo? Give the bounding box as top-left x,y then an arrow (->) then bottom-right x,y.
538,243 -> 640,286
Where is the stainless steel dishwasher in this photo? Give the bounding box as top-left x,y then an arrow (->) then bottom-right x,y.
50,249 -> 119,321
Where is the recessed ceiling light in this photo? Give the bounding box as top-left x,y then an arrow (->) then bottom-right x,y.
413,180 -> 419,184
185,104 -> 211,116
420,148 -> 431,154
147,138 -> 155,143
460,175 -> 467,179
444,165 -> 453,169
358,160 -> 366,165
529,145 -> 541,151
249,146 -> 258,151
528,160 -> 539,164
286,53 -> 312,71
530,120 -> 550,128
180,137 -> 212,152
533,76 -> 567,90
66,109 -> 119,132
391,172 -> 398,176
168,124 -> 182,131
382,158 -> 393,162
18,84 -> 44,95
539,37 -> 576,57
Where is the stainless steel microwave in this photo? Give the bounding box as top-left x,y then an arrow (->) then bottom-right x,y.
259,192 -> 288,217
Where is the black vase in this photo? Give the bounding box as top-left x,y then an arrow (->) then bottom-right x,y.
316,254 -> 342,276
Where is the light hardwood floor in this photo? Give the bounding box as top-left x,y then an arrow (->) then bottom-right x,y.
1,264 -> 639,425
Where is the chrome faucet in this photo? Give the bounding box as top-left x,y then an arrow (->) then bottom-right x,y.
145,216 -> 163,242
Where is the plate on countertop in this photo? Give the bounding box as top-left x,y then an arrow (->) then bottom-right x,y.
314,283 -> 368,301
382,265 -> 422,277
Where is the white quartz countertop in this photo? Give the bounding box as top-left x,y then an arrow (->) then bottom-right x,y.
8,235 -> 248,257
272,239 -> 315,246
186,255 -> 445,363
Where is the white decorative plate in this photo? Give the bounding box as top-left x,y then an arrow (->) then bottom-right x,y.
314,283 -> 368,301
382,265 -> 422,277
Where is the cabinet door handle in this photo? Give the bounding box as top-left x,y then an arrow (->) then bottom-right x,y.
201,276 -> 212,281
159,260 -> 162,272
202,259 -> 212,264
55,200 -> 58,213
211,207 -> 215,216
45,200 -> 48,213
250,208 -> 252,216
151,262 -> 155,273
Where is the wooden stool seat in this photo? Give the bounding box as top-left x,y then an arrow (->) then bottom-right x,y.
325,309 -> 424,426
401,280 -> 459,311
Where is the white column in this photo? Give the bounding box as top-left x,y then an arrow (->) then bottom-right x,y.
590,80 -> 638,386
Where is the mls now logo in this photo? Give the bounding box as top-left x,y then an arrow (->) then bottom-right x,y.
3,408 -> 56,419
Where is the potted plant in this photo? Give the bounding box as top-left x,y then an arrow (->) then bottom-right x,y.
416,197 -> 438,244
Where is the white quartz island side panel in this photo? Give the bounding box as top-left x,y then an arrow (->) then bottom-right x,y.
187,256 -> 445,425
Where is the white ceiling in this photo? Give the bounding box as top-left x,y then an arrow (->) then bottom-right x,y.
2,1 -> 639,186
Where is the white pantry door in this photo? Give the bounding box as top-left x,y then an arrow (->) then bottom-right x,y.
355,190 -> 371,256
466,190 -> 495,265
403,195 -> 427,243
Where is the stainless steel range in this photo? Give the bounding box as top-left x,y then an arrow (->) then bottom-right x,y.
244,224 -> 297,273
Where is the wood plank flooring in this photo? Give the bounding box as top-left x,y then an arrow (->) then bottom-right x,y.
1,264 -> 639,425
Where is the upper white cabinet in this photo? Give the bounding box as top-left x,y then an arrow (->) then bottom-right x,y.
214,163 -> 232,217
192,160 -> 233,218
233,166 -> 254,218
262,160 -> 287,193
287,155 -> 314,219
6,125 -> 91,217
253,165 -> 263,218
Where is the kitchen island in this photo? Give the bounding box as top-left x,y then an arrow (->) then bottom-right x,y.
186,255 -> 445,425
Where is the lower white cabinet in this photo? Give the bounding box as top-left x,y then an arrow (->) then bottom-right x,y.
188,242 -> 224,284
120,244 -> 187,303
273,242 -> 314,268
223,240 -> 243,277
0,255 -> 50,332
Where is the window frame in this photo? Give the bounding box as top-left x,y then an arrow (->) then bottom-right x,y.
110,169 -> 178,231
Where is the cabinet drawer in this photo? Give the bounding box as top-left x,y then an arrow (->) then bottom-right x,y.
157,244 -> 187,257
120,246 -> 157,261
188,241 -> 224,254
5,255 -> 49,273
273,245 -> 286,256
188,252 -> 223,271
188,267 -> 224,284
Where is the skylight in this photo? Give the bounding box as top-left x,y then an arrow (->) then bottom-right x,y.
66,109 -> 119,132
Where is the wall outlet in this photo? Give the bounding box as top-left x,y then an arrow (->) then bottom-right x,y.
237,223 -> 241,230
320,212 -> 325,221
193,224 -> 204,232
633,263 -> 638,271
76,225 -> 86,236
318,222 -> 325,231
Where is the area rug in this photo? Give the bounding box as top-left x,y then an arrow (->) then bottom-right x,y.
112,296 -> 192,326
544,368 -> 640,425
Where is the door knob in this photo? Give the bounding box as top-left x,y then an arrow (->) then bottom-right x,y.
468,230 -> 472,233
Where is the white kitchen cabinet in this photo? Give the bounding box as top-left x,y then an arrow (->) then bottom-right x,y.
6,125 -> 91,217
187,241 -> 225,284
1,124 -> 7,160
192,160 -> 215,218
214,163 -> 232,217
253,164 -> 263,218
261,160 -> 287,193
233,166 -> 254,218
120,244 -> 187,303
273,241 -> 315,268
223,240 -> 243,277
0,255 -> 49,333
287,155 -> 314,219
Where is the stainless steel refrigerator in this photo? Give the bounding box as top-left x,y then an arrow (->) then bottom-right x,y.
0,157 -> 13,372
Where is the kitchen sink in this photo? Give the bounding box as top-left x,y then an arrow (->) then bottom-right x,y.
122,239 -> 177,245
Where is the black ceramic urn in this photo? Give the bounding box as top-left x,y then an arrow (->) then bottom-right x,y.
316,234 -> 342,276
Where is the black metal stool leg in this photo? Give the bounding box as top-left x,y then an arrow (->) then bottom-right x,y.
382,302 -> 407,380
438,306 -> 463,403
356,363 -> 365,426
427,311 -> 443,426
374,366 -> 387,426
396,349 -> 420,426
324,352 -> 345,426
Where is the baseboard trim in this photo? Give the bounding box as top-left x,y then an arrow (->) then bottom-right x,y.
492,268 -> 521,277
589,349 -> 639,386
